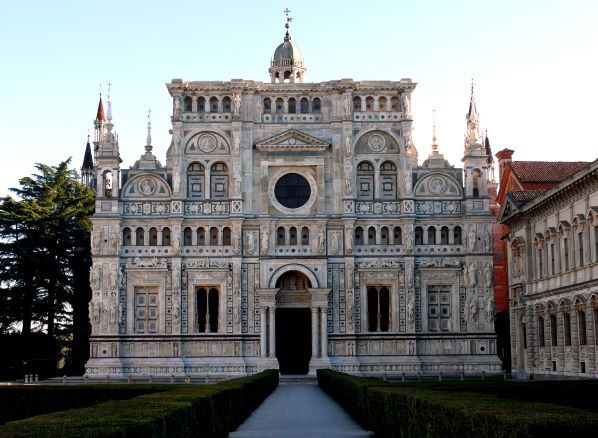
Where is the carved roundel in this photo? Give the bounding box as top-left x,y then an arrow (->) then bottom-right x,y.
138,177 -> 157,196
367,133 -> 386,152
428,176 -> 447,194
198,133 -> 218,153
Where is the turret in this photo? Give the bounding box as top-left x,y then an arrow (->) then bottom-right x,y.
93,86 -> 121,201
81,135 -> 95,189
269,9 -> 306,83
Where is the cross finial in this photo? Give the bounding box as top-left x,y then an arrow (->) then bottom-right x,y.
107,81 -> 112,98
471,78 -> 475,94
283,7 -> 293,41
432,109 -> 438,152
147,108 -> 152,120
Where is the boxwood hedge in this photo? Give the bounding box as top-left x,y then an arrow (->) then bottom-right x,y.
0,370 -> 278,438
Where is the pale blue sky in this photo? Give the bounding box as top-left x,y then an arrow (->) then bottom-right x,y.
0,0 -> 596,196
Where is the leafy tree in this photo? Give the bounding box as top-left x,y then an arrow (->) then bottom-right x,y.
0,159 -> 95,374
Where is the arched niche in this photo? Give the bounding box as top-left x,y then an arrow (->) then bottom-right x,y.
414,173 -> 462,198
184,131 -> 230,155
122,173 -> 172,199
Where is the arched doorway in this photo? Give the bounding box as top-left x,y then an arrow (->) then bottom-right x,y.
275,271 -> 312,374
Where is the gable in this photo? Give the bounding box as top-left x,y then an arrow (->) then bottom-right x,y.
413,173 -> 462,198
354,130 -> 399,154
122,174 -> 172,199
185,131 -> 230,155
255,129 -> 330,151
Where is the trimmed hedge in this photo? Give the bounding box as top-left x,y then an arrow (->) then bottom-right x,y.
0,385 -> 166,425
0,370 -> 279,438
317,370 -> 598,437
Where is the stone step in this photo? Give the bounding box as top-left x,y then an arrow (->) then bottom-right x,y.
279,374 -> 317,384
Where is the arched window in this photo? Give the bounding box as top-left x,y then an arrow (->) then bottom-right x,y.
357,162 -> 374,200
578,309 -> 587,345
380,161 -> 397,199
415,227 -> 423,245
209,227 -> 218,246
263,98 -> 271,113
441,226 -> 449,245
453,226 -> 462,245
355,227 -> 364,246
277,227 -> 285,245
301,227 -> 310,245
288,98 -> 296,114
184,96 -> 192,112
538,316 -> 545,347
563,312 -> 571,346
365,96 -> 374,110
136,227 -> 145,246
162,227 -> 171,246
472,168 -> 482,198
380,226 -> 389,245
353,96 -> 362,111
312,97 -> 321,113
391,96 -> 400,111
289,227 -> 297,245
275,98 -> 284,114
197,227 -> 205,246
149,227 -> 158,246
378,96 -> 387,111
428,227 -> 437,245
550,313 -> 558,346
367,286 -> 390,332
209,96 -> 218,113
393,226 -> 402,245
184,227 -> 193,246
300,98 -> 309,113
122,227 -> 132,246
368,226 -> 376,245
222,96 -> 231,112
197,97 -> 205,112
187,162 -> 205,198
197,287 -> 219,333
283,70 -> 291,82
222,227 -> 231,246
210,162 -> 228,198
102,170 -> 113,198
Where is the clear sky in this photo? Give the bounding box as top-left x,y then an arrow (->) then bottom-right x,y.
0,0 -> 596,196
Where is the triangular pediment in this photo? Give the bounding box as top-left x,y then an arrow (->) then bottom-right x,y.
498,197 -> 519,223
255,129 -> 330,151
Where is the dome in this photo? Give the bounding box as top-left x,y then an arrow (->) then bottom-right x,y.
272,40 -> 303,67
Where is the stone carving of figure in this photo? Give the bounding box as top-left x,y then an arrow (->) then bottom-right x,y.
173,233 -> 180,251
92,231 -> 101,255
172,265 -> 181,288
110,230 -> 119,253
345,232 -> 353,254
118,302 -> 124,324
468,298 -> 478,322
173,298 -> 180,324
331,232 -> 339,254
111,343 -> 117,357
233,304 -> 241,325
344,134 -> 352,156
405,268 -> 413,287
109,270 -> 117,291
404,232 -> 414,251
468,229 -> 476,253
343,95 -> 351,119
261,230 -> 269,255
109,302 -> 117,324
174,171 -> 181,194
485,296 -> 495,322
172,342 -> 179,357
232,135 -> 240,155
467,263 -> 477,288
401,92 -> 411,118
254,98 -> 262,121
233,173 -> 241,196
174,96 -> 181,116
247,232 -> 255,254
408,341 -> 415,355
484,262 -> 493,288
233,93 -> 241,116
90,302 -> 100,324
91,265 -> 102,290
318,228 -> 326,253
407,297 -> 414,322
119,265 -> 126,289
404,172 -> 412,194
345,175 -> 352,195
484,231 -> 492,253
232,230 -> 241,254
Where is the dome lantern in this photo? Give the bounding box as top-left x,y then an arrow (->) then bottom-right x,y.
269,8 -> 306,83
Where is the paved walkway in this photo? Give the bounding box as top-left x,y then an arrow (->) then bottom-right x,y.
229,382 -> 370,437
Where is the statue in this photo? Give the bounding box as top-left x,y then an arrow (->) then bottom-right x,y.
91,265 -> 102,290
344,134 -> 352,156
407,297 -> 414,322
318,228 -> 326,253
468,229 -> 476,252
468,298 -> 478,322
347,301 -> 354,325
343,95 -> 351,118
254,98 -> 262,121
345,175 -> 352,195
467,263 -> 477,288
485,296 -> 495,323
232,230 -> 241,254
232,135 -> 240,155
173,96 -> 181,116
405,268 -> 413,287
484,231 -> 492,253
118,302 -> 124,324
233,304 -> 241,325
261,230 -> 269,254
233,173 -> 241,196
401,92 -> 411,118
109,302 -> 117,324
92,231 -> 101,255
484,262 -> 493,288
110,230 -> 119,252
233,93 -> 241,116
404,232 -> 414,251
173,233 -> 180,251
109,270 -> 117,291
174,171 -> 181,194
331,232 -> 340,254
345,232 -> 353,253
172,265 -> 181,288
119,265 -> 126,289
172,298 -> 180,324
92,302 -> 100,324
247,232 -> 256,254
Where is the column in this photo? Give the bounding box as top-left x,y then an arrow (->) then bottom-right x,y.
311,306 -> 319,358
321,307 -> 328,358
269,307 -> 276,358
157,229 -> 163,246
260,306 -> 267,358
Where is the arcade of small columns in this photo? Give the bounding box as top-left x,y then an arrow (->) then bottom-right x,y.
257,287 -> 330,361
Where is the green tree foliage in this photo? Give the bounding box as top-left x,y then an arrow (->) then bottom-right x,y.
0,159 -> 95,374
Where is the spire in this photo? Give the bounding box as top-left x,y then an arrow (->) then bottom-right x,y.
106,82 -> 113,122
96,94 -> 106,122
465,80 -> 481,147
431,109 -> 439,154
82,135 -> 93,169
283,7 -> 293,42
145,108 -> 152,150
467,80 -> 478,123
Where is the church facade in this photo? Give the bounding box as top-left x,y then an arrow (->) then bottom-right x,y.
84,22 -> 501,377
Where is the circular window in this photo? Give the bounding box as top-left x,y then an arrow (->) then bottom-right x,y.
274,173 -> 311,209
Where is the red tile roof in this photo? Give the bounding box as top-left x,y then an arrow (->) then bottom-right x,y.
510,161 -> 589,183
509,190 -> 545,204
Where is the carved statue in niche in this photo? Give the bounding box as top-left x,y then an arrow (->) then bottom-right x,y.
344,134 -> 352,156
173,298 -> 180,324
485,296 -> 495,322
318,228 -> 326,253
173,233 -> 180,251
172,265 -> 181,288
174,170 -> 181,194
247,231 -> 256,254
111,343 -> 117,357
233,93 -> 241,116
484,262 -> 493,288
404,232 -> 414,251
401,92 -> 411,118
484,230 -> 492,253
468,298 -> 478,322
233,304 -> 241,325
173,96 -> 181,116
343,95 -> 351,118
232,134 -> 240,155
331,232 -> 340,254
232,230 -> 241,254
405,267 -> 413,287
233,173 -> 241,196
91,265 -> 102,290
407,297 -> 414,322
90,301 -> 100,324
254,97 -> 262,121
408,341 -> 415,355
109,302 -> 117,324
109,270 -> 117,291
92,230 -> 101,255
110,230 -> 119,253
172,342 -> 179,357
467,229 -> 476,253
345,232 -> 353,254
467,262 -> 477,288
118,302 -> 124,324
261,230 -> 269,254
345,175 -> 352,195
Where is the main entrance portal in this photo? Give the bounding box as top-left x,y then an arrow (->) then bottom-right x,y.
275,308 -> 311,374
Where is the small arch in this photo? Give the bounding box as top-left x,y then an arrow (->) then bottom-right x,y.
209,227 -> 219,246
122,227 -> 132,246
393,226 -> 402,245
184,96 -> 193,112
415,226 -> 423,245
209,96 -> 218,113
187,162 -> 205,199
263,98 -> 272,113
367,226 -> 376,245
210,162 -> 229,199
441,226 -> 449,245
357,161 -> 375,200
380,161 -> 397,200
453,226 -> 462,245
275,98 -> 284,114
197,227 -> 206,246
391,96 -> 400,111
197,97 -> 205,112
312,97 -> 321,113
472,168 -> 482,198
184,227 -> 193,246
365,96 -> 374,110
288,98 -> 296,114
222,96 -> 231,113
135,227 -> 145,246
162,227 -> 171,246
355,226 -> 364,245
301,226 -> 310,245
222,227 -> 231,246
269,264 -> 319,288
102,169 -> 113,198
289,226 -> 298,245
378,96 -> 387,111
380,226 -> 389,245
275,270 -> 312,290
428,226 -> 437,245
277,226 -> 286,245
149,227 -> 158,246
353,96 -> 362,111
300,97 -> 309,113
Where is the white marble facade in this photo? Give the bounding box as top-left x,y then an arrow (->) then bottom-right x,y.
85,31 -> 501,377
